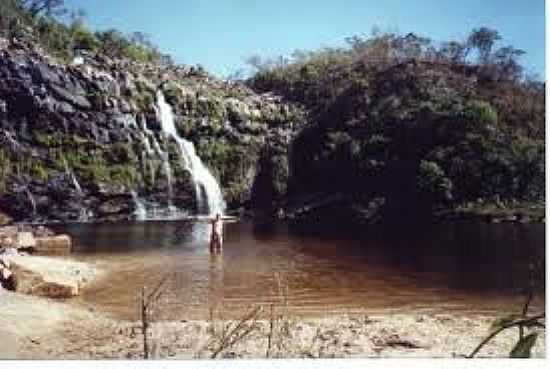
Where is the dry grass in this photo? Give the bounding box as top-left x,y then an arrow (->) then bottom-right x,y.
204,305 -> 263,359
138,273 -> 172,359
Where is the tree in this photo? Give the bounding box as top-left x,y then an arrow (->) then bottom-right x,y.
70,21 -> 99,52
467,27 -> 501,65
493,46 -> 525,81
20,0 -> 66,17
245,54 -> 265,72
438,41 -> 468,64
130,31 -> 154,49
394,32 -> 431,60
95,29 -> 130,58
67,9 -> 99,52
0,0 -> 27,37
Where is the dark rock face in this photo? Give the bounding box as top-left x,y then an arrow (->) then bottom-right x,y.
0,40 -> 306,223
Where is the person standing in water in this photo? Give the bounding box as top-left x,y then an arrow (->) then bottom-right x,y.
210,213 -> 223,253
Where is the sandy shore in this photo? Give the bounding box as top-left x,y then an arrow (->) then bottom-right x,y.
1,293 -> 546,359
0,255 -> 545,359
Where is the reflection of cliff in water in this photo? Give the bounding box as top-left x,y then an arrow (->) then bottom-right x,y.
285,220 -> 544,293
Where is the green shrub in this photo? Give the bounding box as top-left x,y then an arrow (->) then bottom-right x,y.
162,82 -> 182,107
417,160 -> 453,202
464,100 -> 498,126
110,165 -> 138,187
71,22 -> 99,51
0,0 -> 29,38
108,143 -> 136,163
35,16 -> 72,60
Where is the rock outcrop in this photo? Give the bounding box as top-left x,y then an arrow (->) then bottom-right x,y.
33,235 -> 71,255
0,38 -> 306,222
0,254 -> 17,291
1,225 -> 93,298
6,253 -> 88,298
1,225 -> 70,255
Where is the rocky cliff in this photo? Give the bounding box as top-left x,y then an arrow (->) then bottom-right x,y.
0,39 -> 305,223
1,32 -> 545,226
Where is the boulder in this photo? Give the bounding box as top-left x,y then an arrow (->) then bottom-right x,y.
0,226 -> 18,237
97,198 -> 132,216
0,266 -> 17,291
0,211 -> 12,226
0,248 -> 19,257
30,278 -> 79,298
0,236 -> 14,248
8,255 -> 87,299
0,255 -> 10,269
0,266 -> 11,280
53,84 -> 91,108
33,235 -> 72,256
33,226 -> 56,238
15,232 -> 36,250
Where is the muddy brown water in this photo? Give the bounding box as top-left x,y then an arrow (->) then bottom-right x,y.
52,220 -> 545,321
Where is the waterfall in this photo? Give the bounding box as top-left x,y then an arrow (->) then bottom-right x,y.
70,172 -> 82,195
137,122 -> 158,188
63,161 -> 89,222
139,132 -> 153,156
71,172 -> 89,222
129,92 -> 225,221
155,91 -> 226,215
24,187 -> 37,217
161,153 -> 174,207
139,114 -> 174,209
132,191 -> 147,221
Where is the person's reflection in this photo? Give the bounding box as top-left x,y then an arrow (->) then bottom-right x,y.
208,252 -> 225,307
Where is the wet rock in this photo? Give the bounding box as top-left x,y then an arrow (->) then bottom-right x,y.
97,198 -> 133,217
16,225 -> 55,238
93,182 -> 130,197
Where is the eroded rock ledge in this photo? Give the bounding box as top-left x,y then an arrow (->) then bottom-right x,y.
1,225 -> 95,299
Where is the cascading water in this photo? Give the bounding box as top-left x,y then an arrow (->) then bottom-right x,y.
63,161 -> 89,222
131,115 -> 177,220
71,173 -> 89,222
128,92 -> 225,221
156,91 -> 226,215
24,187 -> 37,217
131,191 -> 147,221
70,171 -> 82,195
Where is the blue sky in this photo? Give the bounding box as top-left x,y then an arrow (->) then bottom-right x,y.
65,0 -> 545,78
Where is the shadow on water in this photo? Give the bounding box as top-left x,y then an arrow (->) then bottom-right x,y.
286,220 -> 545,293
52,219 -> 545,320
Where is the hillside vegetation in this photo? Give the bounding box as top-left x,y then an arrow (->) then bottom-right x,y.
0,0 -> 172,64
247,29 -> 545,223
